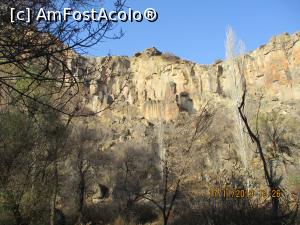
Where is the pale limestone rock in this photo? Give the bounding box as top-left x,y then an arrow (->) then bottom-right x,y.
79,31 -> 300,121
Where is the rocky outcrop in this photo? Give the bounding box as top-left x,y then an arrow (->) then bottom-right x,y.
58,32 -> 300,218
78,31 -> 300,121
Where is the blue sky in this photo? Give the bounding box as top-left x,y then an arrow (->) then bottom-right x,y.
86,0 -> 300,64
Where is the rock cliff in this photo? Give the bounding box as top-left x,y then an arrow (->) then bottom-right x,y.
74,31 -> 300,122
68,31 -> 300,201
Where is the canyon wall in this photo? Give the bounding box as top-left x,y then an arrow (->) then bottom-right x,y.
67,32 -> 300,201
74,32 -> 300,122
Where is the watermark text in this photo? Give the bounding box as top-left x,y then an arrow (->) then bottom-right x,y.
10,8 -> 158,23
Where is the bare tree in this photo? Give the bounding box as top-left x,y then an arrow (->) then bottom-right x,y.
0,107 -> 71,225
113,144 -> 160,213
224,26 -> 298,225
0,0 -> 126,116
48,116 -> 72,225
0,110 -> 35,225
238,90 -> 299,225
68,121 -> 106,224
114,104 -> 215,225
154,104 -> 214,225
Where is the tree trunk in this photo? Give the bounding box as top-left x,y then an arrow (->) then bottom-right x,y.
50,162 -> 58,225
76,169 -> 86,224
238,91 -> 280,225
271,194 -> 279,225
163,214 -> 169,225
12,204 -> 24,225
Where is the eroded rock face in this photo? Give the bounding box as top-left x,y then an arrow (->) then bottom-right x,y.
78,32 -> 299,193
78,31 -> 300,121
57,33 -> 300,218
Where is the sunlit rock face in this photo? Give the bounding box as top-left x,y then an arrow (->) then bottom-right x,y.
78,32 -> 300,121
240,32 -> 300,100
61,32 -> 300,214
76,32 -> 300,192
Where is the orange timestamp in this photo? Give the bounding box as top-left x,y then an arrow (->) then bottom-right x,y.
208,187 -> 281,199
